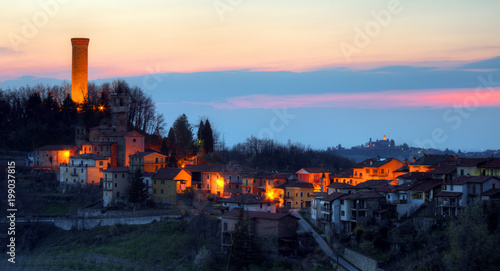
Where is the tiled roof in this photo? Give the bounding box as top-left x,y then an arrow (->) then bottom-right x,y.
71,153 -> 107,160
395,182 -> 416,191
456,158 -> 491,167
376,184 -> 396,193
429,164 -> 457,175
412,155 -> 452,166
153,168 -> 189,180
102,167 -> 129,172
219,194 -> 274,204
447,175 -> 500,185
478,158 -> 500,169
221,209 -> 299,221
184,164 -> 223,172
483,188 -> 500,197
411,179 -> 442,192
129,151 -> 166,158
277,180 -> 314,189
353,158 -> 395,168
36,145 -> 76,151
297,167 -> 330,174
331,169 -> 353,178
126,131 -> 144,137
184,164 -> 256,174
322,192 -> 344,202
435,191 -> 462,197
355,180 -> 392,190
340,191 -> 384,200
327,182 -> 355,189
397,172 -> 433,180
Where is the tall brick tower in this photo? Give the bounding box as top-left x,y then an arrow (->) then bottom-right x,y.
71,38 -> 89,104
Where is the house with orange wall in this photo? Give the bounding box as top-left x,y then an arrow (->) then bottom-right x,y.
34,145 -> 79,169
351,157 -> 405,185
151,168 -> 192,204
296,167 -> 330,192
129,151 -> 167,173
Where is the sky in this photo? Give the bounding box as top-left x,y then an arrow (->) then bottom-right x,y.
1,0 -> 500,151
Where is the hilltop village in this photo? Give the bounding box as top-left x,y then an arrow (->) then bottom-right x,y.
5,38 -> 500,270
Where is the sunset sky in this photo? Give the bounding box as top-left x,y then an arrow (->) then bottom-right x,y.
1,0 -> 500,151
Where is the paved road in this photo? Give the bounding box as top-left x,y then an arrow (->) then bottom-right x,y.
292,212 -> 359,271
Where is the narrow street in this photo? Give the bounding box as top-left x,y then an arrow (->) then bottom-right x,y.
292,212 -> 359,271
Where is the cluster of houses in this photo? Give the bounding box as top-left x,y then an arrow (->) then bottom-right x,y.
31,92 -> 500,253
33,127 -> 500,256
310,155 -> 500,234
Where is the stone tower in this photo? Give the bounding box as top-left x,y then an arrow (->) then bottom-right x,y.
71,38 -> 89,104
111,92 -> 129,132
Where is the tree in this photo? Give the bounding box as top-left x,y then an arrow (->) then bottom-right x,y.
166,127 -> 178,167
173,114 -> 196,158
203,119 -> 214,153
160,137 -> 169,156
226,208 -> 263,270
128,169 -> 148,205
443,206 -> 499,271
197,120 -> 204,142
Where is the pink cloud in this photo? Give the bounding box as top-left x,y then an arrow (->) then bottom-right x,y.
188,88 -> 500,109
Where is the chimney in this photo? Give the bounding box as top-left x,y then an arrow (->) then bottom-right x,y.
71,38 -> 90,104
413,157 -> 416,163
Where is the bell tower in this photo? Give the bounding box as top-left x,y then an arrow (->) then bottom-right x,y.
110,92 -> 129,132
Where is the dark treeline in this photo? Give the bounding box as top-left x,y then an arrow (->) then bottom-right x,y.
224,136 -> 354,172
1,80 -> 352,171
0,80 -> 164,151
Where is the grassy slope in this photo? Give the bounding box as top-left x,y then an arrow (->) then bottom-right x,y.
1,221 -> 218,271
